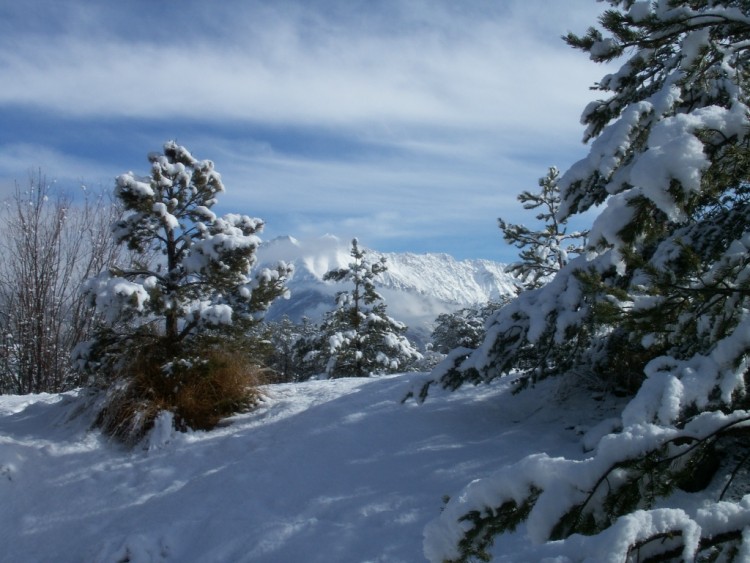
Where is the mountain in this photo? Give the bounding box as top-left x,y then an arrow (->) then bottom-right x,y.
256,235 -> 520,344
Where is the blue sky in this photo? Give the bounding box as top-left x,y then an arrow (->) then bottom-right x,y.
0,0 -> 609,262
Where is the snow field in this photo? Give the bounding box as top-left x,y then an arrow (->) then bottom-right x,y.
0,373 -> 610,562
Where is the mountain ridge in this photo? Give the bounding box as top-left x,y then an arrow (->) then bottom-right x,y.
257,235 -> 519,342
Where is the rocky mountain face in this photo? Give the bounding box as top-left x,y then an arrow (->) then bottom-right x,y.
257,235 -> 519,344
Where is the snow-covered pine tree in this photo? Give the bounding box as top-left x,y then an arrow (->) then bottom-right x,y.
425,2 -> 750,561
291,317 -> 325,380
307,238 -> 421,378
254,315 -> 311,382
76,142 -> 291,437
499,166 -> 588,291
431,302 -> 505,354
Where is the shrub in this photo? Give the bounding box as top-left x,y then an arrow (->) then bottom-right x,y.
95,339 -> 266,446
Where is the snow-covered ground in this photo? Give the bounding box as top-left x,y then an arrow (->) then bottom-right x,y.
0,373 -> 619,562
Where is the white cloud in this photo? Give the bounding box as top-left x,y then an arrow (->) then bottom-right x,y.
0,143 -> 120,200
0,1 -> 604,135
0,0 -> 611,261
201,134 -> 569,259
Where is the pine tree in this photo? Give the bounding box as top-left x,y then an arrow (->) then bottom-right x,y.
305,239 -> 421,378
425,2 -> 750,561
256,315 -> 310,382
291,317 -> 326,380
499,166 -> 588,291
76,142 -> 291,438
431,302 -> 504,354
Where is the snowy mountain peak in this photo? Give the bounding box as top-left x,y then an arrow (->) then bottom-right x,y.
258,236 -> 520,339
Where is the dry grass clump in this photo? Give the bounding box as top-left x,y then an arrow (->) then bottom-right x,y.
96,341 -> 266,446
173,348 -> 266,431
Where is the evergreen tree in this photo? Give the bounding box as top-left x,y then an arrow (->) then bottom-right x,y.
305,239 -> 421,378
76,142 -> 291,437
257,315 -> 311,382
293,316 -> 327,380
425,2 -> 750,561
431,302 -> 504,354
499,166 -> 588,291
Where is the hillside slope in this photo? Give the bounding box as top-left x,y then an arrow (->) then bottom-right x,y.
0,374 -> 615,562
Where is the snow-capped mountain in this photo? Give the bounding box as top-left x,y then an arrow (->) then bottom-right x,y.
257,235 -> 519,343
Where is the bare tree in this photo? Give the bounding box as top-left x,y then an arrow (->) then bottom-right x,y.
0,172 -> 121,394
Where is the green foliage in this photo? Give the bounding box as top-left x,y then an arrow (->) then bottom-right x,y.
431,302 -> 505,354
252,315 -> 312,382
453,489 -> 541,563
432,0 -> 750,392
499,167 -> 588,291
448,420 -> 741,562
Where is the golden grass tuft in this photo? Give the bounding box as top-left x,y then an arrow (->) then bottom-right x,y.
96,341 -> 267,446
173,348 -> 266,431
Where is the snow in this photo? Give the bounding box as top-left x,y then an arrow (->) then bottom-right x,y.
192,205 -> 216,222
84,275 -> 151,325
258,235 -> 517,307
182,215 -> 262,275
628,1 -> 652,22
630,104 -> 750,222
198,303 -> 233,325
589,37 -> 618,60
257,235 -> 519,346
152,202 -> 179,230
617,312 -> 750,429
0,373 -> 605,563
115,173 -> 154,198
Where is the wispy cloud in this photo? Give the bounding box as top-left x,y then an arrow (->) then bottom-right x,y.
0,0 -> 609,261
0,143 -> 120,199
0,1 -> 602,131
